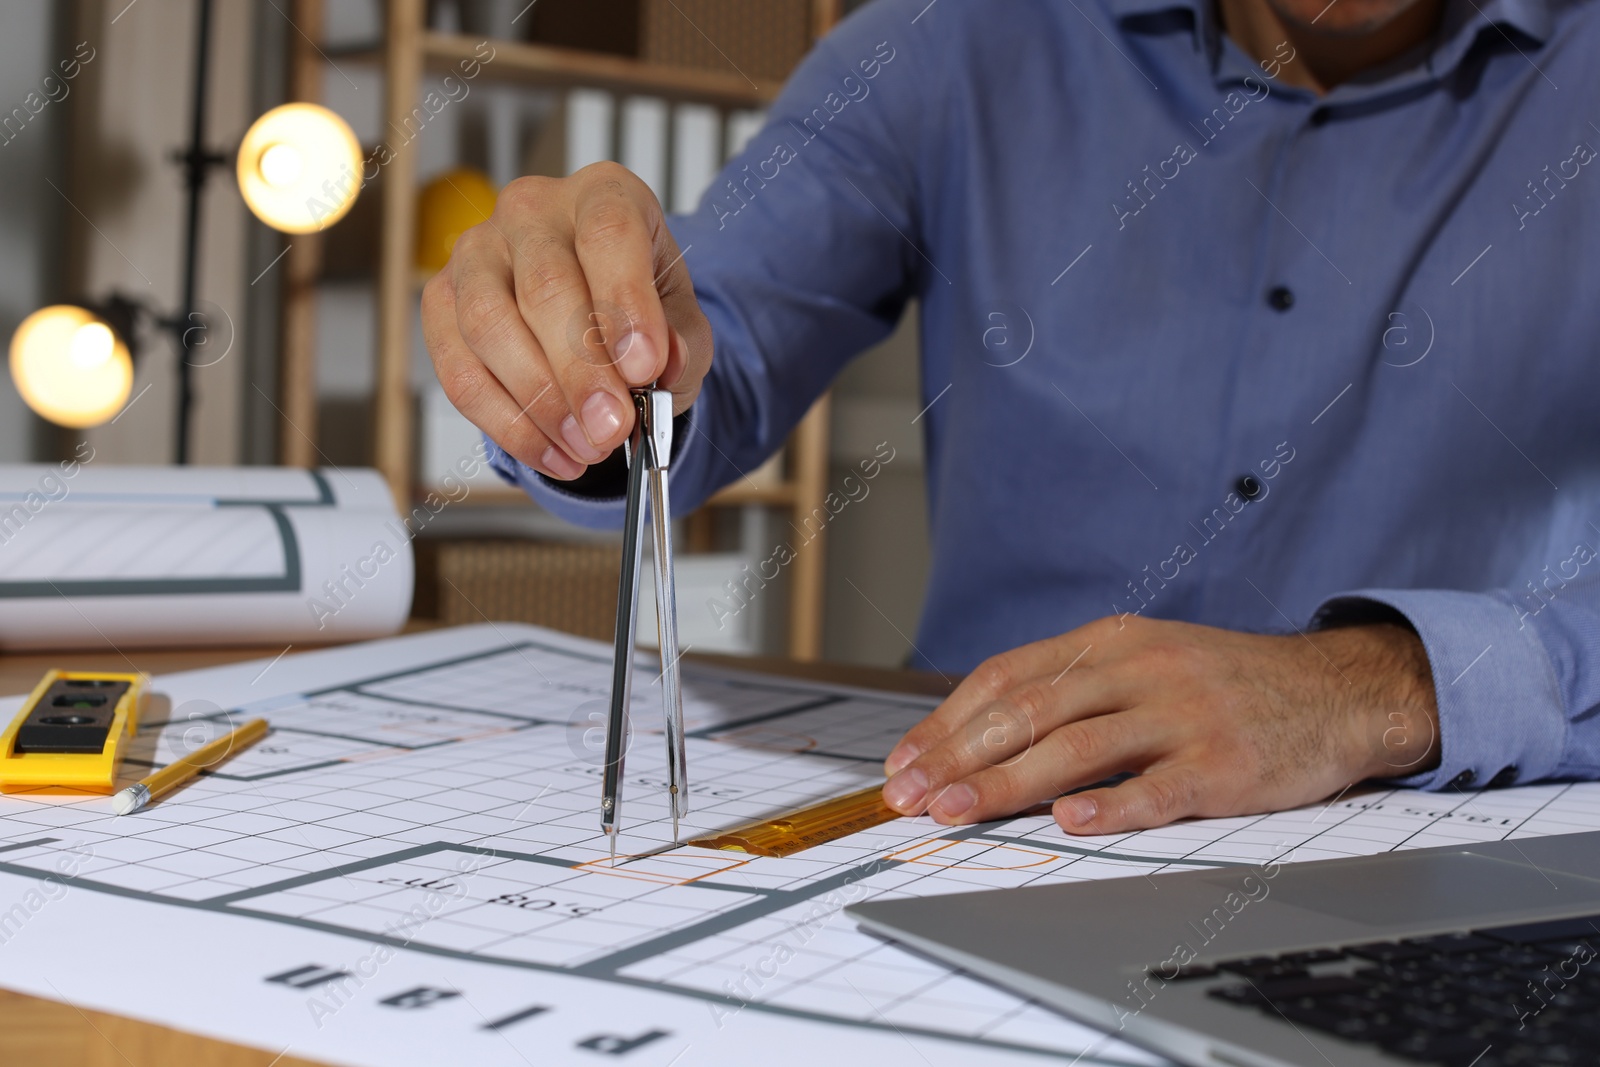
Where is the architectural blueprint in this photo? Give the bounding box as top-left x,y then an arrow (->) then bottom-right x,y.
0,623 -> 1597,1067
0,465 -> 411,648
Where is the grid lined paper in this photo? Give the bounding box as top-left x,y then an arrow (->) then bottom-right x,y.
2,634 -> 1595,1064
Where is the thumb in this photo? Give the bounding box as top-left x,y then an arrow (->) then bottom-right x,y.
660,326 -> 710,415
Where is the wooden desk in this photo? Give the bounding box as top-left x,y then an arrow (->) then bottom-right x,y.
0,638 -> 955,1067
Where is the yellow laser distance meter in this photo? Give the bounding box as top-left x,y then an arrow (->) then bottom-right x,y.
0,671 -> 148,793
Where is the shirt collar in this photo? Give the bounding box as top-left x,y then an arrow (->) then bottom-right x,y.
1106,0 -> 1559,84
1107,0 -> 1205,18
1427,0 -> 1556,76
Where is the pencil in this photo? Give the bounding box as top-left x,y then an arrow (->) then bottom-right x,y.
111,718 -> 269,815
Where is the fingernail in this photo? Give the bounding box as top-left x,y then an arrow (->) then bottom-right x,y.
560,414 -> 604,463
1056,796 -> 1096,828
539,446 -> 584,481
885,741 -> 921,776
581,392 -> 625,446
616,330 -> 658,384
882,768 -> 928,813
930,783 -> 976,821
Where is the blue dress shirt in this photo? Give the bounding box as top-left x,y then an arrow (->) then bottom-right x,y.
487,0 -> 1600,793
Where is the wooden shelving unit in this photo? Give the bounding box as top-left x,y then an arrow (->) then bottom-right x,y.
425,32 -> 783,103
279,0 -> 840,660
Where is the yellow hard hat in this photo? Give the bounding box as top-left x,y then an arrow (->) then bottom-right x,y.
416,168 -> 499,273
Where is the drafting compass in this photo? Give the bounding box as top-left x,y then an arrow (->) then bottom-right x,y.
600,386 -> 688,859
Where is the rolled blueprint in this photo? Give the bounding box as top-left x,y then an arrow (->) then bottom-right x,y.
0,463 -> 414,649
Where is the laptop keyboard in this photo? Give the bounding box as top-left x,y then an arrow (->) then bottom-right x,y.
1169,913 -> 1600,1065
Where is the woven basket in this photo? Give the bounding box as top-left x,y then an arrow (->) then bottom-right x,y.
640,0 -> 813,80
431,539 -> 622,642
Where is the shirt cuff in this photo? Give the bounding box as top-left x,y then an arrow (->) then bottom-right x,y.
1312,589 -> 1567,791
482,406 -> 703,531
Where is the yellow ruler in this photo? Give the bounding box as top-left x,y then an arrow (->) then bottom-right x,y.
688,785 -> 899,857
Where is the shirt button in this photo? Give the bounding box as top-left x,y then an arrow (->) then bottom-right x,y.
1447,769 -> 1477,790
1309,107 -> 1331,127
1487,765 -> 1519,788
1235,475 -> 1264,500
1267,286 -> 1294,311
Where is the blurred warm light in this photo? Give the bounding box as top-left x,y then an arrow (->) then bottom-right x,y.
237,103 -> 361,234
416,167 -> 499,273
69,321 -> 115,370
258,143 -> 304,188
9,306 -> 135,428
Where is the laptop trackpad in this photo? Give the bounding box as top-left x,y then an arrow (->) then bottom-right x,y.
1199,851 -> 1600,928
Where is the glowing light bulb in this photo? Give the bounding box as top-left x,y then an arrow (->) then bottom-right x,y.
9,306 -> 134,429
258,142 -> 304,188
69,322 -> 114,370
236,103 -> 362,234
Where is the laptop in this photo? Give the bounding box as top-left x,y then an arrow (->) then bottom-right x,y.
846,829 -> 1600,1066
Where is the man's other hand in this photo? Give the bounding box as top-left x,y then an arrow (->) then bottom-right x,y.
421,162 -> 713,482
881,615 -> 1440,834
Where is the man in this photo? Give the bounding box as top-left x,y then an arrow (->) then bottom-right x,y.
422,0 -> 1600,838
